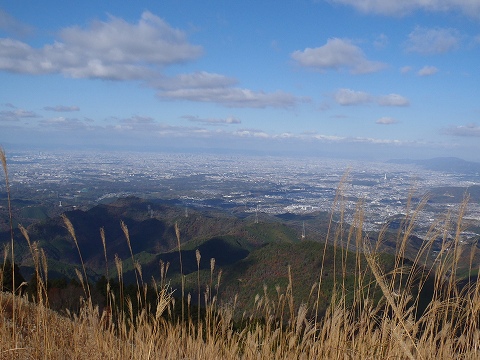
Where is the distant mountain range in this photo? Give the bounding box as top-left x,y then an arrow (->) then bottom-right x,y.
0,196 -> 324,280
387,157 -> 480,175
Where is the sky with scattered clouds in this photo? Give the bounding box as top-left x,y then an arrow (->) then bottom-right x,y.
1,1 -> 480,160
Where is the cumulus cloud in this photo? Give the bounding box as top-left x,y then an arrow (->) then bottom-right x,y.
121,115 -> 155,124
0,108 -> 40,121
334,89 -> 372,105
152,71 -> 308,110
443,123 -> 480,137
329,0 -> 480,17
418,66 -> 439,76
307,132 -> 413,146
333,88 -> 409,107
377,94 -> 409,106
39,117 -> 92,131
0,11 -> 202,80
405,27 -> 461,55
151,71 -> 238,90
182,115 -> 241,125
400,66 -> 413,74
214,130 -> 408,145
173,127 -> 417,149
114,115 -> 160,131
44,105 -> 80,112
234,129 -> 270,138
158,87 -> 303,108
291,38 -> 386,74
152,71 -> 306,108
376,116 -> 398,124
0,11 -> 302,109
108,116 -> 221,138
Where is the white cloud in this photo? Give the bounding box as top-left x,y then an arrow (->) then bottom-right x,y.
377,94 -> 409,106
158,87 -> 303,108
376,117 -> 398,124
39,117 -> 92,131
44,105 -> 80,112
110,116 -> 197,136
329,0 -> 480,17
182,115 -> 241,125
400,66 -> 413,74
334,88 -> 372,105
0,11 -> 202,80
312,134 -> 346,141
61,12 -> 201,65
352,137 -> 404,145
153,71 -> 305,108
0,12 -> 304,109
122,115 -> 155,124
308,133 -> 412,145
2,110 -> 434,151
443,123 -> 480,137
234,129 -> 271,138
405,27 -> 460,55
277,132 -> 296,139
108,116 -> 240,138
151,71 -> 238,90
291,38 -> 385,74
116,115 -> 164,130
0,108 -> 40,121
333,88 -> 409,107
209,128 -> 418,148
418,66 -> 439,76
225,116 -> 241,124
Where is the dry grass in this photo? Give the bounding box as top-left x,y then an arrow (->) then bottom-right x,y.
2,152 -> 480,359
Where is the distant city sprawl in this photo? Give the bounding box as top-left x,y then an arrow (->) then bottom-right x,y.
3,150 -> 480,239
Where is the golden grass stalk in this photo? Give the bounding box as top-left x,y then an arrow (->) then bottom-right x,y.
114,253 -> 124,316
314,171 -> 349,332
62,214 -> 91,301
100,227 -> 109,281
363,239 -> 418,360
175,222 -> 185,324
196,248 -> 201,325
19,225 -> 50,306
120,221 -> 141,292
0,146 -> 17,346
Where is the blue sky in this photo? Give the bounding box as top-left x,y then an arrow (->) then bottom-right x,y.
1,1 -> 480,161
